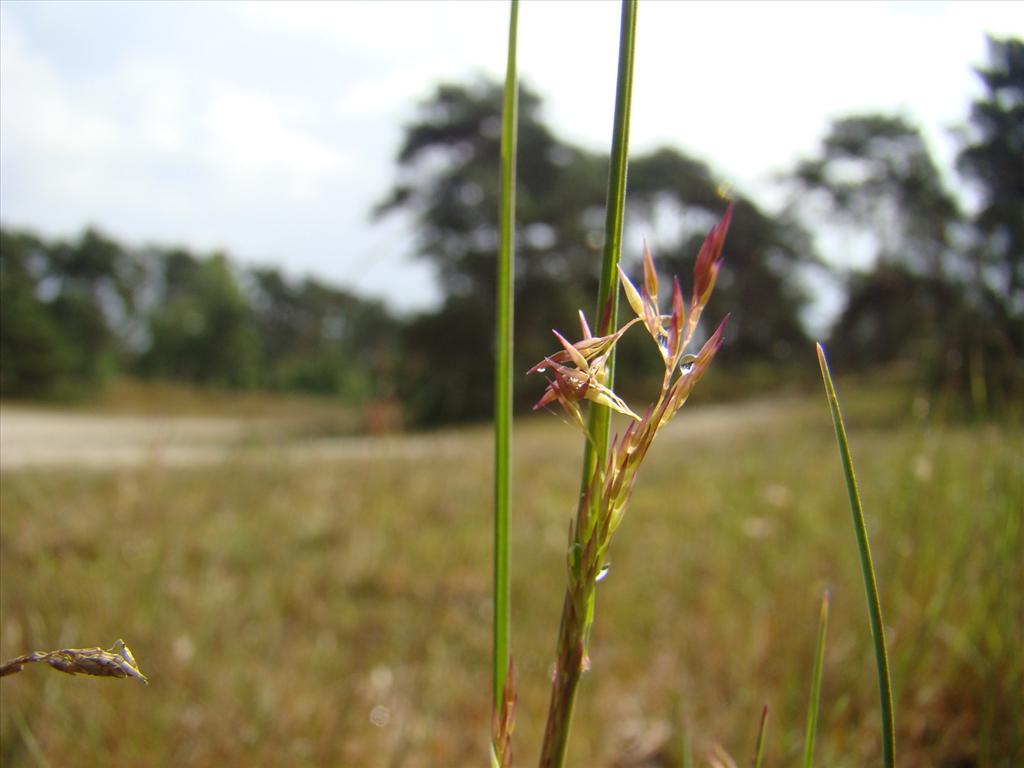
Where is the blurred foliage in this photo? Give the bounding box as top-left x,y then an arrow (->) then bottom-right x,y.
0,229 -> 399,407
1,230 -> 72,396
958,37 -> 1024,306
376,81 -> 817,423
1,38 -> 1020,425
791,36 -> 1023,416
1,228 -> 131,397
140,252 -> 261,389
957,37 -> 1024,412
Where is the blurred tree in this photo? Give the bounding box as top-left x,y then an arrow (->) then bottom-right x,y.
375,81 -> 604,423
1,225 -> 401,405
955,36 -> 1024,409
141,251 -> 261,388
0,229 -> 75,396
629,151 -> 816,364
377,81 -> 814,423
54,228 -> 143,388
789,114 -> 981,403
793,115 -> 961,278
249,268 -> 399,399
0,227 -> 139,396
793,38 -> 1023,413
958,36 -> 1024,305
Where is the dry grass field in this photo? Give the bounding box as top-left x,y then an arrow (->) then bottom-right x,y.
1,389 -> 1020,766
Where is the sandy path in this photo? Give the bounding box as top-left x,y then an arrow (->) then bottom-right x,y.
0,406 -> 480,470
0,398 -> 794,470
0,409 -> 256,469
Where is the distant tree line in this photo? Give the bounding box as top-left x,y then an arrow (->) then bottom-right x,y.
0,227 -> 399,404
1,37 -> 1019,425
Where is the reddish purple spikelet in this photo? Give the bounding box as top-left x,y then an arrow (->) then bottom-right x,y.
532,204 -> 733,451
553,329 -> 589,371
668,275 -> 685,361
692,202 -> 734,312
642,240 -> 659,306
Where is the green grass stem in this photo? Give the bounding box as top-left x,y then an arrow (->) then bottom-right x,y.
816,343 -> 896,768
583,0 -> 638,465
538,3 -> 637,767
572,0 -> 638,519
802,593 -> 830,768
493,0 -> 519,712
577,0 -> 638,575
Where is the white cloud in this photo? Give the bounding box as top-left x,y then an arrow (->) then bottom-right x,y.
1,8 -> 353,234
198,86 -> 351,203
0,16 -> 119,207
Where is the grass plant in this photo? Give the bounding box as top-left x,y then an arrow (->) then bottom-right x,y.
493,3 -> 906,764
536,3 -> 637,764
532,210 -> 732,767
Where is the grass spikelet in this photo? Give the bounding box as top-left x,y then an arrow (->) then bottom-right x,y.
0,639 -> 148,684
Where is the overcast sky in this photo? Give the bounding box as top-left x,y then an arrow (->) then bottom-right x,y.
1,0 -> 1021,316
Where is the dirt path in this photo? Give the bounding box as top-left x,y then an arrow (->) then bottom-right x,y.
0,409 -> 253,469
0,398 -> 797,471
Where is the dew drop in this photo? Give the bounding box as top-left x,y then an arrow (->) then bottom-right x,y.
595,563 -> 611,583
679,355 -> 697,375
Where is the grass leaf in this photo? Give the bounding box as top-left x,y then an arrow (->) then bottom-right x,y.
802,593 -> 829,768
753,705 -> 768,768
816,343 -> 896,768
493,0 -> 518,716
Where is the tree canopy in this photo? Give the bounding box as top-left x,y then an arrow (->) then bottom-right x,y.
0,228 -> 398,407
2,38 -> 1019,423
789,37 -> 1022,412
375,80 -> 817,422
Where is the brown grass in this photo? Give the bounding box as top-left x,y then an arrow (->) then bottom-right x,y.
0,393 -> 1020,766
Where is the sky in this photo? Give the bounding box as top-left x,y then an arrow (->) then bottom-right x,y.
1,0 -> 1021,320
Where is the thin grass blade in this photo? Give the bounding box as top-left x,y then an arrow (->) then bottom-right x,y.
816,343 -> 896,768
753,705 -> 768,768
802,592 -> 830,768
493,0 -> 518,714
580,0 -> 639,487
